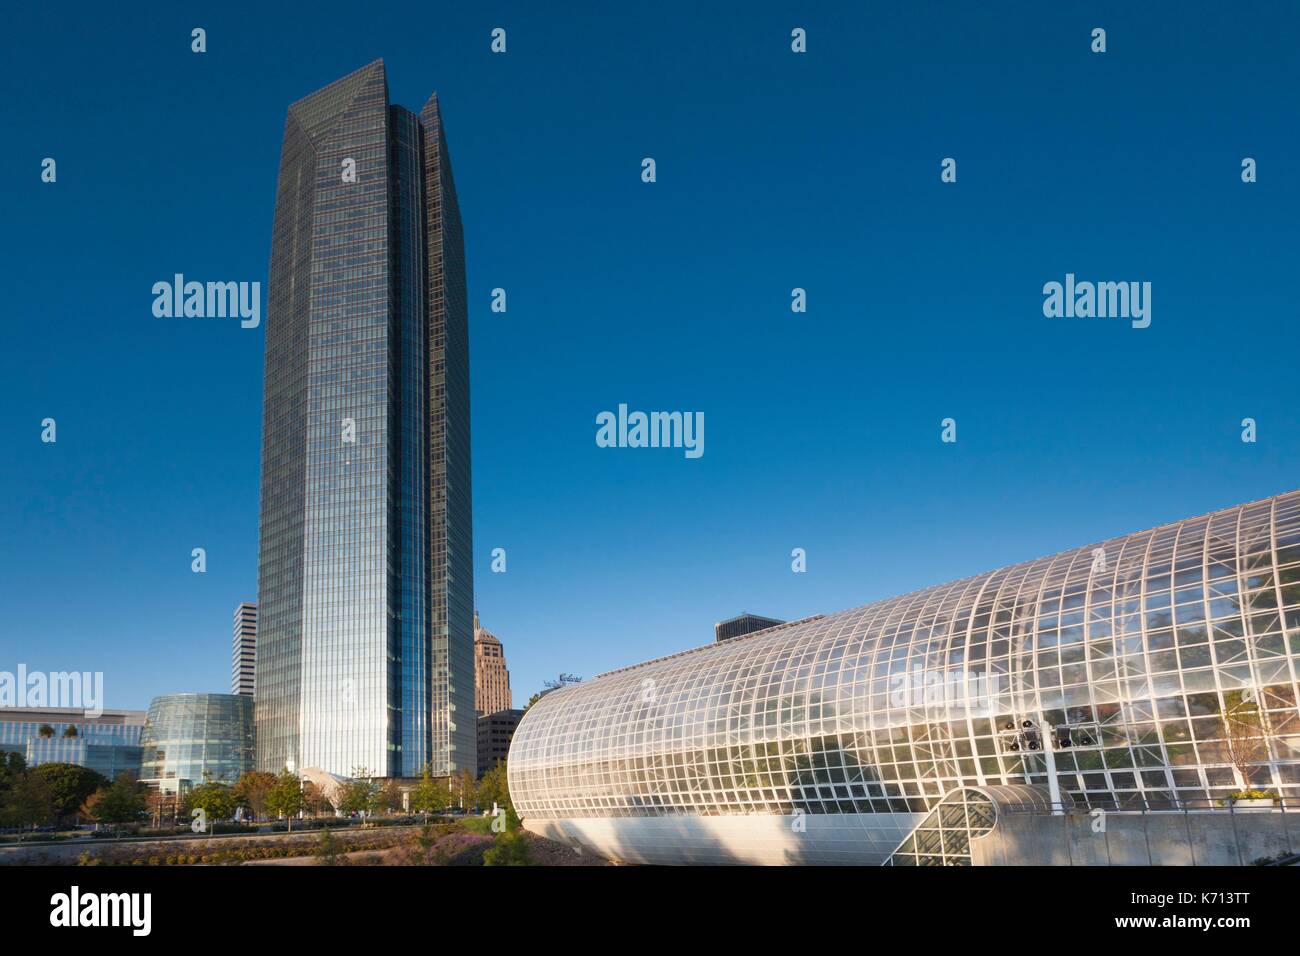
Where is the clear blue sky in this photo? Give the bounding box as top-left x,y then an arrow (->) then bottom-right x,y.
2,2 -> 1297,711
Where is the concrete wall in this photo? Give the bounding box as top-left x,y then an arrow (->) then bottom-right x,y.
972,809 -> 1298,866
526,811 -> 926,865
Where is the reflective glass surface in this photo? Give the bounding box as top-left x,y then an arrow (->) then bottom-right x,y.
0,711 -> 144,779
511,491 -> 1300,822
256,61 -> 473,778
140,694 -> 254,786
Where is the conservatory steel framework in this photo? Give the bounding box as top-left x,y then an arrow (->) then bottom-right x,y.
508,490 -> 1300,864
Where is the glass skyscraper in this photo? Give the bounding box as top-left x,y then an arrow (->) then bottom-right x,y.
256,60 -> 474,780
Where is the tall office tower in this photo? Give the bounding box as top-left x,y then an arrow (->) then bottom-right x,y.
473,610 -> 513,716
232,602 -> 257,696
256,60 -> 474,779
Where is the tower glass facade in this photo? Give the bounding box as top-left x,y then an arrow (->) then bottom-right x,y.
510,490 -> 1300,864
256,60 -> 473,779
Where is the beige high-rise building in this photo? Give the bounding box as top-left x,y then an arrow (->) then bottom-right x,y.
473,611 -> 512,716
232,602 -> 257,696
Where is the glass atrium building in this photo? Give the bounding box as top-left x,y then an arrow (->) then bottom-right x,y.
256,60 -> 474,779
139,694 -> 254,789
510,490 -> 1300,864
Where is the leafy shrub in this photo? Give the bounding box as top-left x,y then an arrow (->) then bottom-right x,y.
460,816 -> 494,835
483,830 -> 534,867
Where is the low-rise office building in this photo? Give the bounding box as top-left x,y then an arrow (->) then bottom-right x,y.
0,707 -> 145,779
715,613 -> 785,642
477,708 -> 524,777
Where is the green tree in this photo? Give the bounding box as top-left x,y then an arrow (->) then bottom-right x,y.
339,768 -> 380,820
377,778 -> 404,815
0,752 -> 27,800
315,827 -> 342,865
37,724 -> 54,739
80,788 -> 103,823
409,767 -> 451,820
477,761 -> 519,830
302,780 -> 332,818
452,769 -> 478,810
233,770 -> 277,821
30,763 -> 108,822
0,754 -> 18,825
265,770 -> 304,831
1,770 -> 55,833
184,781 -> 237,829
62,724 -> 78,738
89,774 -> 146,829
369,780 -> 397,816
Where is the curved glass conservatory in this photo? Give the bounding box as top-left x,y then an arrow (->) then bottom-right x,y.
139,693 -> 254,790
509,490 -> 1300,864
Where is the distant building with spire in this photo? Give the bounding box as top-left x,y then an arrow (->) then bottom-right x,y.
473,610 -> 513,716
